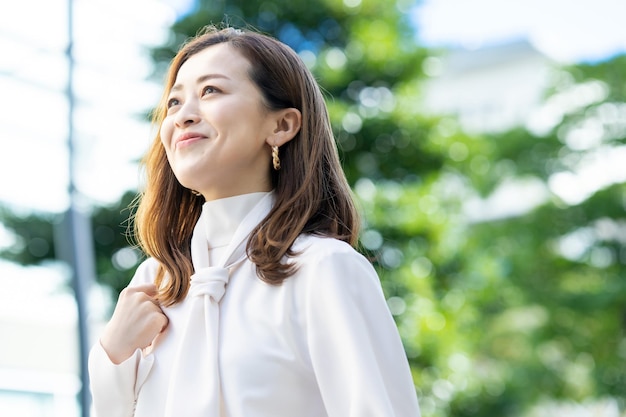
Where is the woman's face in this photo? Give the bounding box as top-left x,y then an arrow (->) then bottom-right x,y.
160,43 -> 277,201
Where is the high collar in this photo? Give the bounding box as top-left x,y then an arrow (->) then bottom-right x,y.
199,192 -> 270,250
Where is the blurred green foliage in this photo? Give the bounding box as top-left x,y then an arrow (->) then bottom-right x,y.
1,0 -> 626,416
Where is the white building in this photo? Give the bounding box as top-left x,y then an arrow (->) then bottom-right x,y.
421,40 -> 554,133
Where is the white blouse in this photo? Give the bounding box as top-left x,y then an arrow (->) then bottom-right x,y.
88,192 -> 420,417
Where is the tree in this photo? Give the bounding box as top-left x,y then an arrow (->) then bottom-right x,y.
446,56 -> 626,414
0,191 -> 143,299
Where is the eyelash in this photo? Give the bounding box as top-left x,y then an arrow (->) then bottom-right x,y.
202,85 -> 218,95
166,85 -> 219,109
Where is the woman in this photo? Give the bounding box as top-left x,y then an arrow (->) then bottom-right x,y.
88,25 -> 420,417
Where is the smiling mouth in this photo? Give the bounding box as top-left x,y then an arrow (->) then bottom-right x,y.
176,134 -> 207,147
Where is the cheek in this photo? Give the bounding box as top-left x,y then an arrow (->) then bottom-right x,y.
159,119 -> 174,146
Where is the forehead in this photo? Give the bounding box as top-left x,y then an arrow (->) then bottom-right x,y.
176,43 -> 252,83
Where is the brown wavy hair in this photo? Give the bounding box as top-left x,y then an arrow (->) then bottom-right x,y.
134,25 -> 360,306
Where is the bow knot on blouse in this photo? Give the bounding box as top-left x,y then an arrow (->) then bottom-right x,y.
163,192 -> 273,417
189,267 -> 229,301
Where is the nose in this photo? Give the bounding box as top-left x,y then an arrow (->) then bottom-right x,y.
174,99 -> 200,127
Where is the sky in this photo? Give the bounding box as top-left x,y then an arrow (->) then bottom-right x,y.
413,0 -> 626,64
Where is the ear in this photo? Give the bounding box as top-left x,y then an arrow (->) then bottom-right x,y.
266,107 -> 301,147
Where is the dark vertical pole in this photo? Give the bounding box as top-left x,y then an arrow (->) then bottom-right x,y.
65,0 -> 93,415
55,208 -> 94,417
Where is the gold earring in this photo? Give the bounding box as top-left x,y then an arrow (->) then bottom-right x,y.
272,145 -> 281,171
191,189 -> 202,196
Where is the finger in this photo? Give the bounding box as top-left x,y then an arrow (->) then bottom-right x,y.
127,283 -> 159,297
159,313 -> 169,332
148,296 -> 163,308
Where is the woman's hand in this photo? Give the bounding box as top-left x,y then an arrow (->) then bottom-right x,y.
99,283 -> 169,364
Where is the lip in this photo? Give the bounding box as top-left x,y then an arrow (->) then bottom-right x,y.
175,132 -> 207,147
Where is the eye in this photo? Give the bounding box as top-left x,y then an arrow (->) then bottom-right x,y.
202,85 -> 219,96
167,97 -> 180,108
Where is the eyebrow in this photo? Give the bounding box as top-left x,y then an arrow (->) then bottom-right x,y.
171,73 -> 231,92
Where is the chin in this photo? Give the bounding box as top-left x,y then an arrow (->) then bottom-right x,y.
171,168 -> 206,190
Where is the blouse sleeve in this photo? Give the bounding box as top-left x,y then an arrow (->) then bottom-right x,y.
87,258 -> 158,417
302,245 -> 420,417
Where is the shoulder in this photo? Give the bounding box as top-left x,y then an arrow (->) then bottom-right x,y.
290,234 -> 381,294
292,234 -> 371,269
129,256 -> 160,286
